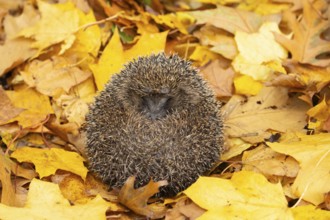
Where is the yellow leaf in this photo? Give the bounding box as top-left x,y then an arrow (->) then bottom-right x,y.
21,57 -> 92,97
0,179 -> 109,220
233,22 -> 288,81
64,10 -> 101,65
11,147 -> 88,180
89,28 -> 124,91
222,87 -> 309,143
90,29 -> 168,90
189,46 -> 222,66
291,205 -> 330,220
221,137 -> 251,160
307,97 -> 330,121
0,87 -> 24,125
151,13 -> 189,34
18,0 -> 79,54
184,171 -> 293,219
234,74 -> 263,95
242,145 -> 299,178
123,31 -> 168,60
6,87 -> 53,128
237,0 -> 290,15
268,133 -> 330,205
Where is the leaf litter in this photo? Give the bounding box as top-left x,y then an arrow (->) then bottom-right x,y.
0,0 -> 329,219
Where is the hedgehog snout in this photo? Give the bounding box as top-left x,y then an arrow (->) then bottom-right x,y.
142,94 -> 171,120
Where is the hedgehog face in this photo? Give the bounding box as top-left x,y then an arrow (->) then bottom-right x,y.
127,85 -> 183,120
114,54 -> 205,120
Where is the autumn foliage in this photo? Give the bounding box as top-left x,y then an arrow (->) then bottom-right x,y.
0,0 -> 330,219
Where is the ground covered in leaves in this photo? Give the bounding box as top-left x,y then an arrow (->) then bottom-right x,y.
0,0 -> 330,219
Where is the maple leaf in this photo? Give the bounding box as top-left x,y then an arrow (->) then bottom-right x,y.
268,133 -> 330,205
90,28 -> 168,90
5,87 -> 54,128
184,171 -> 292,219
0,151 -> 16,206
232,22 -> 288,81
184,171 -> 330,219
200,60 -> 235,97
11,147 -> 88,180
0,87 -> 24,125
222,86 -> 309,143
0,179 -> 109,220
18,0 -> 79,54
242,144 -> 300,178
0,4 -> 39,75
20,57 -> 92,97
186,5 -> 281,34
118,176 -> 168,219
274,0 -> 330,67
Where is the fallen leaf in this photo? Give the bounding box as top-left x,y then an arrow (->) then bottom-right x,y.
291,205 -> 330,219
242,144 -> 299,178
237,0 -> 290,15
11,147 -> 88,180
268,133 -> 330,205
18,0 -> 79,54
91,29 -> 168,90
232,22 -> 288,81
0,151 -> 17,206
222,86 -> 308,143
20,56 -> 92,97
189,45 -> 223,66
186,5 -> 281,34
118,176 -> 168,219
0,87 -> 24,125
0,4 -> 39,75
200,60 -> 234,97
307,97 -> 330,122
184,171 -> 292,219
274,0 -> 330,67
233,74 -> 263,95
0,178 -> 109,220
6,87 -> 54,128
221,137 -> 251,160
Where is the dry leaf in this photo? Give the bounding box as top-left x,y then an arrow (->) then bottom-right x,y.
274,0 -> 330,67
0,179 -> 109,220
18,0 -> 79,54
184,171 -> 292,219
268,133 -> 330,205
0,87 -> 24,125
0,151 -> 17,206
118,176 -> 168,219
242,144 -> 300,178
223,86 -> 308,143
5,87 -> 54,128
200,60 -> 234,97
11,147 -> 88,180
90,29 -> 168,90
232,22 -> 288,81
20,57 -> 92,97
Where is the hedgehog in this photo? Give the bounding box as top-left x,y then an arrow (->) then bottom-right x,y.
85,53 -> 223,197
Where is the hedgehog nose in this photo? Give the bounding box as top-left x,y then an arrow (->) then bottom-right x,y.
142,95 -> 169,119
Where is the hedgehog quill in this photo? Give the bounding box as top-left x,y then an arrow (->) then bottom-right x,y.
85,53 -> 224,197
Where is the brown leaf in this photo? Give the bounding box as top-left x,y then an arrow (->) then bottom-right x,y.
0,150 -> 17,206
200,60 -> 234,98
0,87 -> 24,125
118,176 -> 168,219
222,87 -> 309,143
274,0 -> 330,67
187,5 -> 281,34
165,197 -> 205,220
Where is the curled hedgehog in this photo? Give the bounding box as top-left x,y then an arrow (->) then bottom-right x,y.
85,53 -> 223,197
